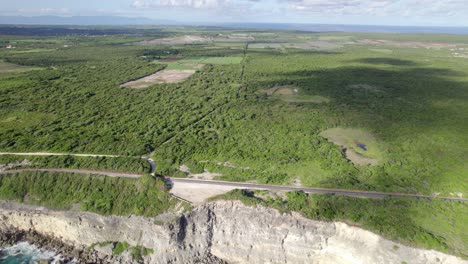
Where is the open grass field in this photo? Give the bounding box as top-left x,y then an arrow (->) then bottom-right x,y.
176,56 -> 244,65
320,128 -> 381,166
152,56 -> 243,71
0,60 -> 42,75
278,95 -> 330,103
120,69 -> 196,88
212,42 -> 245,47
262,85 -> 331,103
0,26 -> 467,257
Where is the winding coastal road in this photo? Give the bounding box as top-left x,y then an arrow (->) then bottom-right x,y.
0,152 -> 466,203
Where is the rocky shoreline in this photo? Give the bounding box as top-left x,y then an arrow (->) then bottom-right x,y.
0,200 -> 466,264
0,226 -> 129,263
0,226 -> 226,264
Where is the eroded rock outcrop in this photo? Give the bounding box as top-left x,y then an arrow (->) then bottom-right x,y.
0,200 -> 465,264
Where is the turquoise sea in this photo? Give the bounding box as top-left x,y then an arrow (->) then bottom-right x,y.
0,242 -> 70,264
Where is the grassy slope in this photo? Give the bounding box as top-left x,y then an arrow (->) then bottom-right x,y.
0,60 -> 42,75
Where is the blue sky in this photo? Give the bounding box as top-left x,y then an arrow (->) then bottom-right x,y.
1,0 -> 468,26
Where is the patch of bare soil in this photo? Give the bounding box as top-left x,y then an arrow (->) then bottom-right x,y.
453,53 -> 468,58
293,178 -> 302,186
179,164 -> 222,180
121,69 -> 196,89
170,181 -> 236,205
160,57 -> 182,62
357,39 -> 462,49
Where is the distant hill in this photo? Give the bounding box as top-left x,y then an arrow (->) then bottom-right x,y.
0,16 -> 174,26
1,16 -> 467,34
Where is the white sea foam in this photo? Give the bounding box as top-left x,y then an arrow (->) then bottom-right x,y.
0,241 -> 74,264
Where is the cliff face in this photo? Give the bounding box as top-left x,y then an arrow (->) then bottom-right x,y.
0,200 -> 465,264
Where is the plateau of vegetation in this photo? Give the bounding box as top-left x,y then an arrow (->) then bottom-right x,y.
0,25 -> 467,256
0,171 -> 178,216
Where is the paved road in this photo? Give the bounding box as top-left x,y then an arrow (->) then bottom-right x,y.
1,152 -> 466,202
0,167 -> 465,202
169,178 -> 468,202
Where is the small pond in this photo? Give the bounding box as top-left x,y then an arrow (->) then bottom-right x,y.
356,143 -> 367,151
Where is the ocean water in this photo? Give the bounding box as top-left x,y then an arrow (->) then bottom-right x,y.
0,242 -> 70,264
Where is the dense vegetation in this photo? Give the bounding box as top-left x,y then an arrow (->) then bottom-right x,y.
0,26 -> 466,256
0,155 -> 150,173
4,30 -> 462,195
0,171 -> 177,216
211,189 -> 468,257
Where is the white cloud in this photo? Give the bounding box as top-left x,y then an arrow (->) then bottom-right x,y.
129,0 -> 468,20
283,0 -> 468,17
284,0 -> 393,15
16,8 -> 72,16
132,0 -> 231,9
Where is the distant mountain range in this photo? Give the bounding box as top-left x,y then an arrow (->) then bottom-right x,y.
0,16 -> 174,25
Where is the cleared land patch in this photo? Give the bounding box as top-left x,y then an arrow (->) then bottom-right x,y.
153,57 -> 242,70
6,48 -> 56,54
214,35 -> 254,42
318,36 -> 353,42
135,35 -> 211,46
263,85 -> 298,96
180,57 -> 243,65
212,42 -> 245,47
320,128 -> 381,166
249,41 -> 341,50
0,60 -> 42,75
280,95 -> 330,103
262,86 -> 330,103
357,39 -> 463,49
179,164 -> 222,180
249,43 -> 284,49
120,69 -> 196,89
